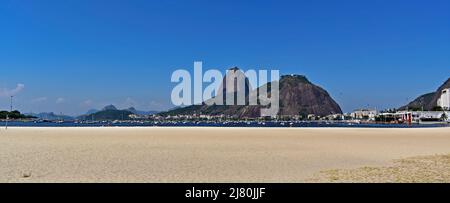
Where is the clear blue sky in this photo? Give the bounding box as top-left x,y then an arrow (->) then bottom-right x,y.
1,0 -> 449,115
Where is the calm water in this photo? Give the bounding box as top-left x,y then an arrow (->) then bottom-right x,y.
0,121 -> 448,128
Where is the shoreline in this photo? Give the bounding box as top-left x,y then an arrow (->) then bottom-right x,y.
1,125 -> 449,129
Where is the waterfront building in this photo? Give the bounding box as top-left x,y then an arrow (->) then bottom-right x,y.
437,88 -> 450,110
351,109 -> 377,120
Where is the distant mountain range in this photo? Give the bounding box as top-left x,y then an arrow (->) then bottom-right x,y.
126,107 -> 159,116
85,109 -> 100,115
26,106 -> 159,121
25,112 -> 74,121
77,105 -> 159,120
401,77 -> 450,110
160,68 -> 342,118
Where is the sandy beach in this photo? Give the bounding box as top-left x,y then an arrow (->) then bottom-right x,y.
0,127 -> 449,183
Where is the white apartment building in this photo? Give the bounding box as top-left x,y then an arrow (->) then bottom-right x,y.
351,109 -> 377,120
437,88 -> 450,110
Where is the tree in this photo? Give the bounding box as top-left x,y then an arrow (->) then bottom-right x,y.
441,113 -> 448,121
408,106 -> 422,111
0,111 -> 8,119
0,110 -> 35,119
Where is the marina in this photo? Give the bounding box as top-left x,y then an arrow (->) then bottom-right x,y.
0,120 -> 448,128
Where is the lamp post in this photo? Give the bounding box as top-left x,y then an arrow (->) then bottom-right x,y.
5,96 -> 13,130
10,96 -> 13,112
5,114 -> 8,130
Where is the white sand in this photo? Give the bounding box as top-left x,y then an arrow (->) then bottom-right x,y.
0,127 -> 449,183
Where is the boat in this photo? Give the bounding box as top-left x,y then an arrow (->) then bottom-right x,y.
419,118 -> 447,125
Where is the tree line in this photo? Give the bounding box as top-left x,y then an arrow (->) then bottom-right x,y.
0,111 -> 35,119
